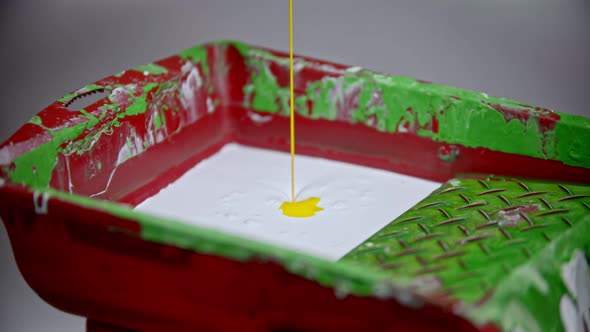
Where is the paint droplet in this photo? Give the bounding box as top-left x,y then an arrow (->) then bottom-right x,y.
143,71 -> 149,76
33,191 -> 50,215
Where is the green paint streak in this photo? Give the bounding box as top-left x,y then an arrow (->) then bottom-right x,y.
179,45 -> 209,76
8,123 -> 87,188
249,62 -> 282,113
554,115 -> 590,166
28,116 -> 44,127
306,79 -> 337,120
134,63 -> 168,75
233,41 -> 589,168
57,93 -> 77,104
57,84 -> 104,104
7,83 -> 159,187
125,83 -> 159,116
79,109 -> 99,128
438,104 -> 542,157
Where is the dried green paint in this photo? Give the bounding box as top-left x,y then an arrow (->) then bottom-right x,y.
79,109 -> 99,128
234,42 -> 589,169
179,45 -> 209,76
8,83 -> 160,188
57,84 -> 104,104
125,83 -> 159,116
8,123 -> 87,188
134,63 -> 168,75
28,115 -> 43,126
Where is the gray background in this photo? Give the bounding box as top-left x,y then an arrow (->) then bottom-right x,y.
1,0 -> 589,330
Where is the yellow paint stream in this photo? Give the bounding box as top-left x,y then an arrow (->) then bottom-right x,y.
280,0 -> 323,218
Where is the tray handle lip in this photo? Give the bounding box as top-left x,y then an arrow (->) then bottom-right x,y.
0,181 -> 432,310
0,41 -> 231,189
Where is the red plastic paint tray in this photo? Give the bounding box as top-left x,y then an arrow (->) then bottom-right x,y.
1,41 -> 589,332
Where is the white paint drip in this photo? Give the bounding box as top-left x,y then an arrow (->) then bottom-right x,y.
180,64 -> 202,122
89,166 -> 117,198
64,155 -> 74,193
155,131 -> 165,144
560,249 -> 590,332
447,178 -> 461,187
0,177 -> 5,187
116,130 -> 145,166
246,111 -> 273,124
0,137 -> 49,165
116,144 -> 132,166
33,191 -> 50,215
75,86 -> 91,94
109,84 -> 136,104
346,66 -> 363,73
206,97 -> 215,114
293,59 -> 305,72
136,144 -> 440,260
92,131 -> 144,198
181,61 -> 193,74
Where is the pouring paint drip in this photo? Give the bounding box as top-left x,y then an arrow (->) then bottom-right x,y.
280,0 -> 323,218
280,197 -> 323,218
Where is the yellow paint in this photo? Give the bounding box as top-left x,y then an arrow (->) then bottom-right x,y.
289,0 -> 296,202
280,0 -> 323,218
280,197 -> 324,218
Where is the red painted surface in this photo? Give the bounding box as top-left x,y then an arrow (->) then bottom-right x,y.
0,42 -> 584,331
0,186 -> 483,332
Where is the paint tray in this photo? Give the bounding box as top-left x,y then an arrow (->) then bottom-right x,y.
1,41 -> 589,332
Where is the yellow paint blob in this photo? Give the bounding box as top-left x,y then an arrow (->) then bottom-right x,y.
280,197 -> 323,218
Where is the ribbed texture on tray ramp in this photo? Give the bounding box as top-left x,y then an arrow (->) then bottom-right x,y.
342,175 -> 590,332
